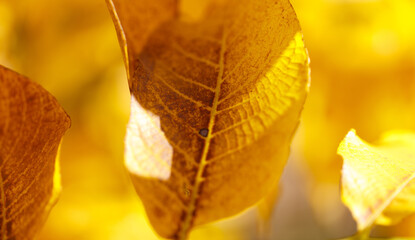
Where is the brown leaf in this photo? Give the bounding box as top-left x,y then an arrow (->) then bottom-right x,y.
106,0 -> 178,80
0,65 -> 70,239
107,0 -> 310,239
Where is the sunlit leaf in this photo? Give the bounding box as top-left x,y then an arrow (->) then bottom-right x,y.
0,65 -> 70,238
338,129 -> 415,232
107,0 -> 309,239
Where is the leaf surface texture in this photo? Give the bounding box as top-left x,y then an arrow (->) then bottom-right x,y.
0,65 -> 70,239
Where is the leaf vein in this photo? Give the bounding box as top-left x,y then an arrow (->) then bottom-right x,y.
154,73 -> 212,111
149,87 -> 205,138
157,61 -> 215,92
177,28 -> 227,239
172,42 -> 219,68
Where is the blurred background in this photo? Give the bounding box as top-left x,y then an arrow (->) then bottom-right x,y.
0,0 -> 415,239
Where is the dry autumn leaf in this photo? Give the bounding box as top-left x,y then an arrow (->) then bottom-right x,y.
338,129 -> 415,233
107,0 -> 309,239
0,65 -> 70,239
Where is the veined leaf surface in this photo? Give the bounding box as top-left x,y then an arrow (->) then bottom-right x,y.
338,129 -> 415,232
0,65 -> 70,239
107,0 -> 310,239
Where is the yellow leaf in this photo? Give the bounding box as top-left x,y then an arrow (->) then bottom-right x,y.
0,65 -> 70,239
338,129 -> 415,232
257,182 -> 280,238
107,0 -> 309,239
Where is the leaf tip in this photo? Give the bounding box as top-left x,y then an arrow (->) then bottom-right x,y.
337,129 -> 357,156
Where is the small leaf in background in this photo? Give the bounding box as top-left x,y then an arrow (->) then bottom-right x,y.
107,0 -> 309,239
338,129 -> 415,233
0,65 -> 70,239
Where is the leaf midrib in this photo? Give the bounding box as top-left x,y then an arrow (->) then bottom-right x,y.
177,28 -> 227,240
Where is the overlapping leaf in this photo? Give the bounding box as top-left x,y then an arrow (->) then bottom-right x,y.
257,182 -> 281,238
107,0 -> 309,239
0,65 -> 70,239
338,129 -> 415,232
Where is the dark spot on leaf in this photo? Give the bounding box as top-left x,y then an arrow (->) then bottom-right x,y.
199,128 -> 209,137
183,183 -> 190,197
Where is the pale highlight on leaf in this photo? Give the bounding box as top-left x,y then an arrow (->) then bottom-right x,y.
107,0 -> 309,239
0,65 -> 70,239
338,129 -> 415,232
125,95 -> 173,180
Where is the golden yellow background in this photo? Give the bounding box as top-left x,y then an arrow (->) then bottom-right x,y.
1,0 -> 415,239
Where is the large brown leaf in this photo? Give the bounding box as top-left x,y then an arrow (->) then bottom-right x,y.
0,65 -> 70,239
107,0 -> 310,239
